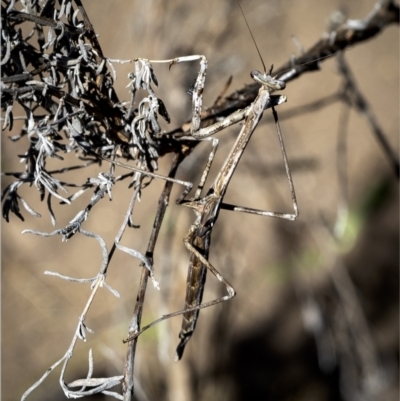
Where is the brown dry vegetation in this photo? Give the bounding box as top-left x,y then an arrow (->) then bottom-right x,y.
2,1 -> 399,400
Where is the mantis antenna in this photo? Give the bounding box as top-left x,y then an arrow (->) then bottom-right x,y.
238,2 -> 268,74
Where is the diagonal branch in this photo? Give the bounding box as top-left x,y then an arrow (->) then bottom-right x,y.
165,0 -> 399,140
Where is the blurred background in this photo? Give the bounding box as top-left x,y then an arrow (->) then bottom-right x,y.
2,0 -> 398,400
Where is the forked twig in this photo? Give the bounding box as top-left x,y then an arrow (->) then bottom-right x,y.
337,54 -> 399,178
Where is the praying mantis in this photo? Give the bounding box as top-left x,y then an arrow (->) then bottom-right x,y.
122,65 -> 297,358
122,6 -> 299,360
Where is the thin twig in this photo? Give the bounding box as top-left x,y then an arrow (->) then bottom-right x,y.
337,54 -> 400,178
123,151 -> 189,400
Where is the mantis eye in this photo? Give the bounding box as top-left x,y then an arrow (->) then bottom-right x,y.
250,70 -> 262,80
